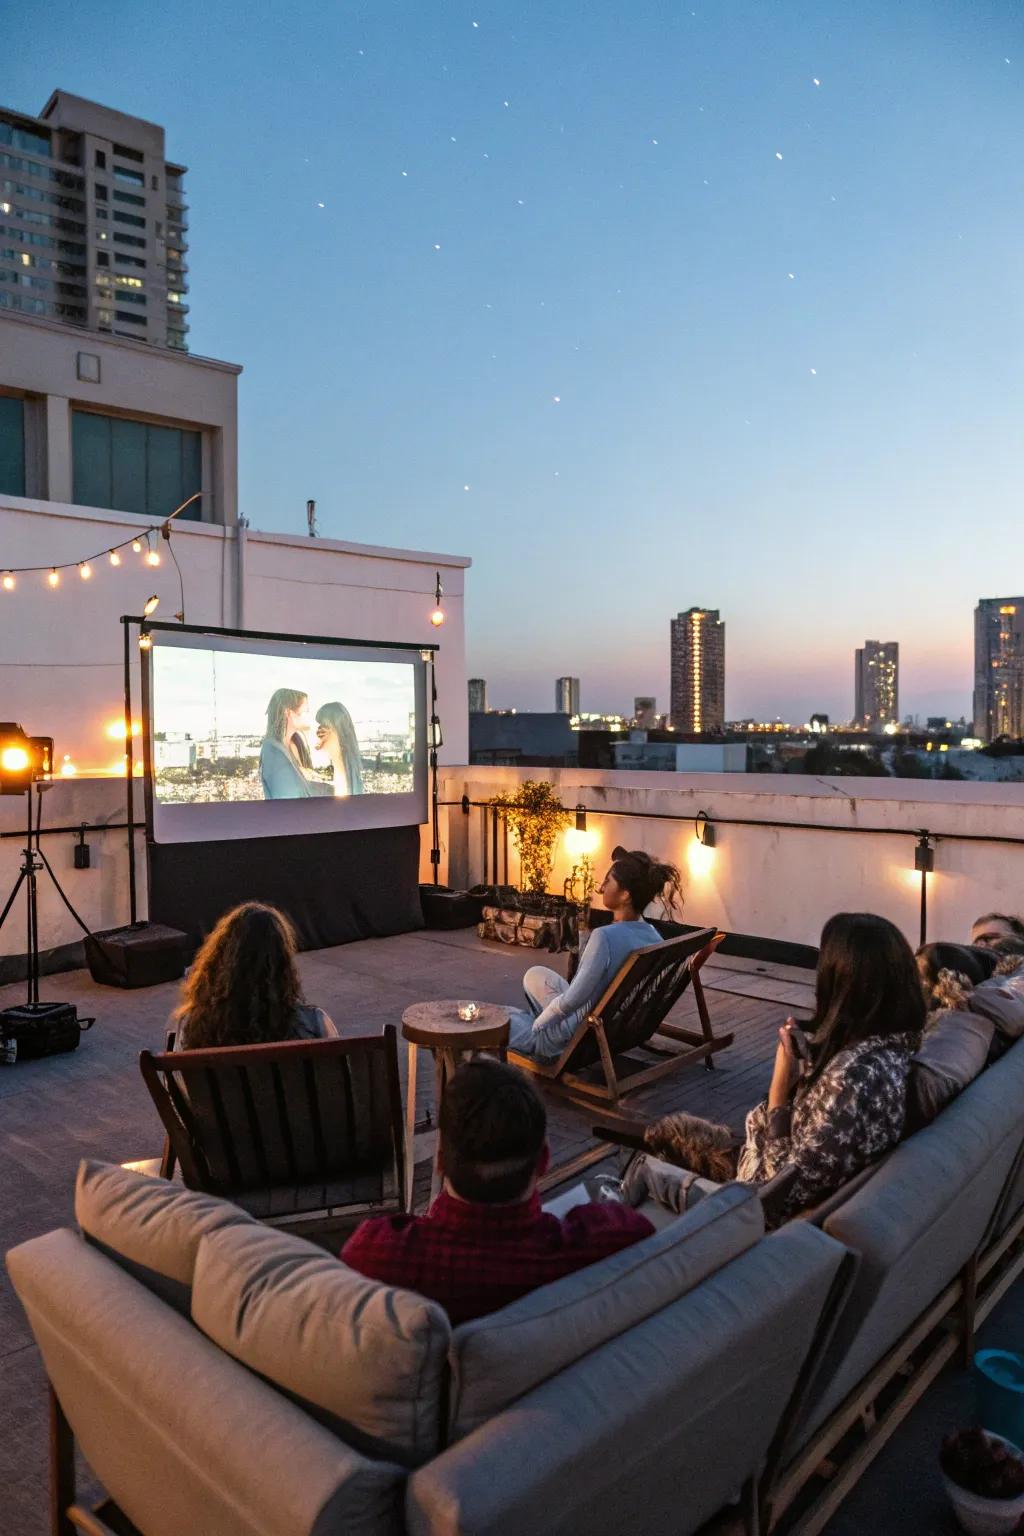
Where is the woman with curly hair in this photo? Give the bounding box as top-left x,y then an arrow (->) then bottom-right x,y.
506,847 -> 682,1061
173,902 -> 336,1049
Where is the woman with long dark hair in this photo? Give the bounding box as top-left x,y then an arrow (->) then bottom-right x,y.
173,902 -> 336,1049
733,912 -> 925,1218
506,847 -> 683,1061
259,688 -> 333,799
315,701 -> 365,796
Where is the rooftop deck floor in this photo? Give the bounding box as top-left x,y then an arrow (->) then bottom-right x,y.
0,926 -> 1014,1533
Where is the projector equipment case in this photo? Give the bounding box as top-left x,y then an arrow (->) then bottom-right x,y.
0,1002 -> 93,1063
84,923 -> 190,989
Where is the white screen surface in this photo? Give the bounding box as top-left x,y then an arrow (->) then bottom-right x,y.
146,630 -> 428,843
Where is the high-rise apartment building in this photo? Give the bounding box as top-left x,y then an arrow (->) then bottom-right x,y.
633,696 -> 657,729
467,678 -> 488,713
0,91 -> 189,351
555,676 -> 580,715
974,599 -> 1024,743
670,609 -> 725,733
854,642 -> 899,730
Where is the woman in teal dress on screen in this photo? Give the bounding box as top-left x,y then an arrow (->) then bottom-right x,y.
259,688 -> 333,799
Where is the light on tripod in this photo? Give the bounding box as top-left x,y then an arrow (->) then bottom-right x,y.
0,725 -> 53,796
143,594 -> 160,617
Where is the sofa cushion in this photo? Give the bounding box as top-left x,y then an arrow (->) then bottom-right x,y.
75,1159 -> 255,1313
448,1180 -> 763,1441
905,1012 -> 994,1133
191,1220 -> 451,1468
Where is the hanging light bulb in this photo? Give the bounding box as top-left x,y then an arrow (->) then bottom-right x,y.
430,569 -> 445,626
145,533 -> 161,568
1,572 -> 14,591
47,568 -> 59,588
79,562 -> 92,580
143,593 -> 160,616
108,549 -> 121,567
131,538 -> 143,554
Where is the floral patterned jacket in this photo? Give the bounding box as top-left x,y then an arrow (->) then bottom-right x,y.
736,1033 -> 917,1224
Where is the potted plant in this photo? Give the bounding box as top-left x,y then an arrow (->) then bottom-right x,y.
480,782 -> 576,952
941,1427 -> 1024,1533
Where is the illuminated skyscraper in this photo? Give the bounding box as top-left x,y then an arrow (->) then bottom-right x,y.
467,678 -> 487,713
854,641 -> 899,730
974,599 -> 1024,742
670,609 -> 725,733
555,676 -> 580,715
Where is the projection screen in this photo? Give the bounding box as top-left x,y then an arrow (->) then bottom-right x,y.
142,627 -> 429,844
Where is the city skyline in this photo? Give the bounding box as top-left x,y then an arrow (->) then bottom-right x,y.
9,3 -> 1022,721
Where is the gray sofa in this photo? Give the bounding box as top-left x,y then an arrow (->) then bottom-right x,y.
6,1159 -> 847,1536
761,1036 -> 1024,1535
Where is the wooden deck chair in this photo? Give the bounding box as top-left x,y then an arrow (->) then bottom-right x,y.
509,928 -> 732,1107
139,1028 -> 406,1237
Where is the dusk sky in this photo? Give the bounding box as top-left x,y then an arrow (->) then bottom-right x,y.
10,1 -> 1022,722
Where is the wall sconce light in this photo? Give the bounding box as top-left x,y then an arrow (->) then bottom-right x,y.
688,810 -> 717,876
914,833 -> 934,874
565,804 -> 599,857
695,811 -> 716,849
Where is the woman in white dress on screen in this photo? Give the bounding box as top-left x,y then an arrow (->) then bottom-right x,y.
315,701 -> 365,796
259,688 -> 333,799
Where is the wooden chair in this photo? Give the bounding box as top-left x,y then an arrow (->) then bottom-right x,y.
509,928 -> 732,1107
138,1028 -> 406,1238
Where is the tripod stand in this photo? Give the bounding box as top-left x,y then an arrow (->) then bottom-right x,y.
0,783 -> 91,1008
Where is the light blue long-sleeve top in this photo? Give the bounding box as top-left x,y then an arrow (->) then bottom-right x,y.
512,918 -> 661,1061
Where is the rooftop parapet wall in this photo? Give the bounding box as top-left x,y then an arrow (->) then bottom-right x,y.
436,767 -> 1024,950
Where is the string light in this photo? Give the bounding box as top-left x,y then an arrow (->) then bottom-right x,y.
143,594 -> 160,616
0,491 -> 199,592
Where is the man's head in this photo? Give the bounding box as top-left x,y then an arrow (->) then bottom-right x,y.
438,1058 -> 548,1205
971,912 -> 1024,949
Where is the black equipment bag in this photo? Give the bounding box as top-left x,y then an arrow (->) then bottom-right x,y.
84,923 -> 189,989
0,1002 -> 94,1063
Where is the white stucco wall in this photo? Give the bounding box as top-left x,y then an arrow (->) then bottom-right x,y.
0,497 -> 469,962
437,767 -> 1024,951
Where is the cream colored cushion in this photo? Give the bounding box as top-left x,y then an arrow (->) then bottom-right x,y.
448,1181 -> 764,1440
191,1220 -> 451,1467
75,1159 -> 255,1312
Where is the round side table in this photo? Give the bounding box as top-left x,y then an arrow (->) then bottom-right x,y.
401,1001 -> 510,1209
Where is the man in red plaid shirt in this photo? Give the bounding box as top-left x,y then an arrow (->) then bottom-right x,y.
341,1057 -> 654,1325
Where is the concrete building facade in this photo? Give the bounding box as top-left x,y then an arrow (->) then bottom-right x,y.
555,676 -> 580,715
1,90 -> 188,350
0,310 -> 238,525
468,677 -> 487,713
854,641 -> 899,730
670,607 -> 725,733
974,599 -> 1024,743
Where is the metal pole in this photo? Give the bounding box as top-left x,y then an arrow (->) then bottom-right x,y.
429,654 -> 441,886
26,788 -> 37,1005
123,619 -> 137,925
919,869 -> 928,948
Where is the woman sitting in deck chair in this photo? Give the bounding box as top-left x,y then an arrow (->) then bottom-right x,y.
507,848 -> 682,1061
